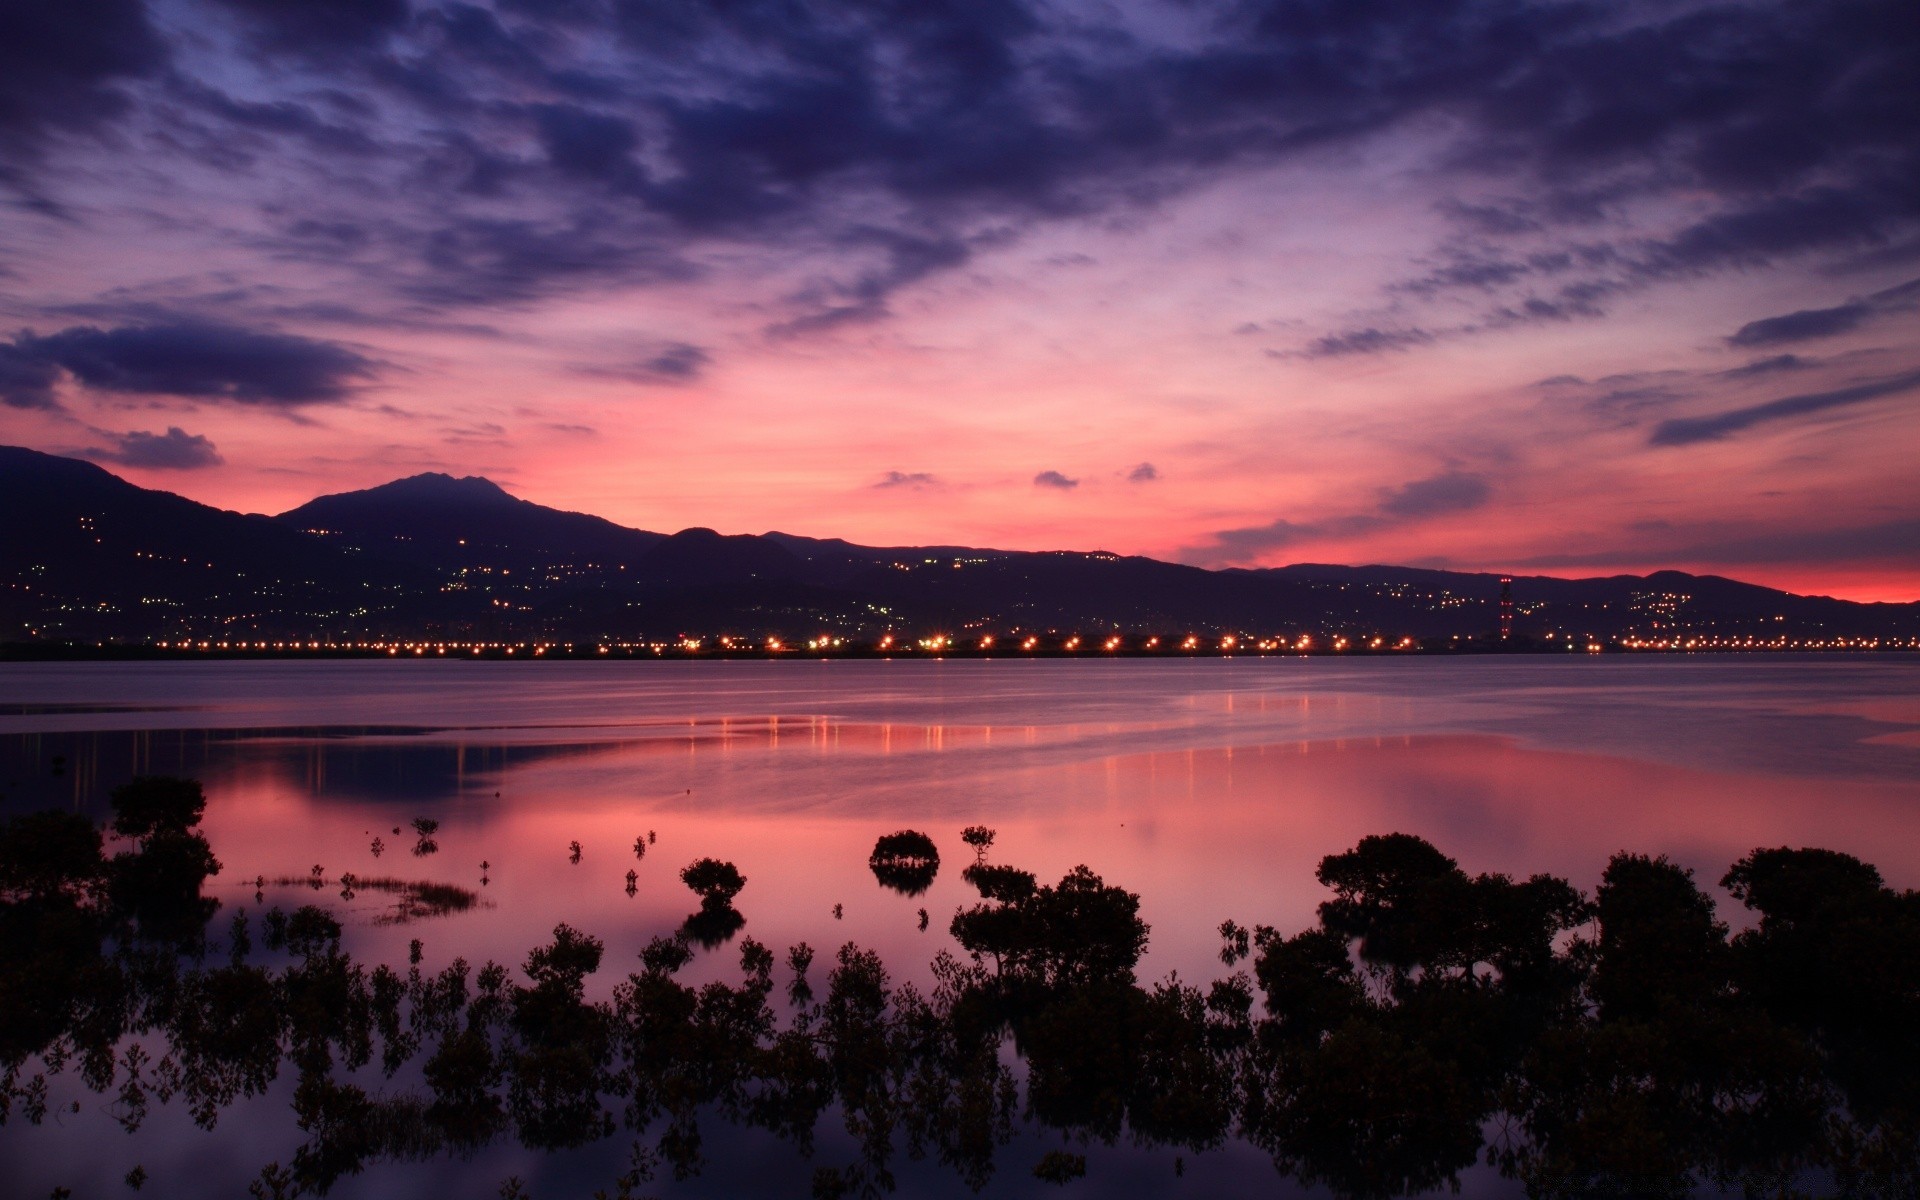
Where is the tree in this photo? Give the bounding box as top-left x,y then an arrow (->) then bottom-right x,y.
963,863 -> 1035,903
869,830 -> 940,895
1315,833 -> 1471,974
681,859 -> 747,909
951,865 -> 1149,989
0,810 -> 105,903
1588,852 -> 1728,1021
110,776 -> 207,842
960,826 -> 995,861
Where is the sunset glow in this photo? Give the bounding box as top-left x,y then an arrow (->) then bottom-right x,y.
1,1 -> 1915,599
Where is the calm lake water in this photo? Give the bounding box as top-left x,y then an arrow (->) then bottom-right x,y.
3,655 -> 1917,1198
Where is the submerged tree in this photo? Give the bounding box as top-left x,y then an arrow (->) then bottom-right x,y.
7,789 -> 1919,1200
109,776 -> 208,844
869,831 -> 940,895
960,826 -> 995,862
680,859 -> 747,909
107,775 -> 221,939
678,859 -> 748,949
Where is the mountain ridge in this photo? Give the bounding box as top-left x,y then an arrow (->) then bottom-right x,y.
2,446 -> 1913,644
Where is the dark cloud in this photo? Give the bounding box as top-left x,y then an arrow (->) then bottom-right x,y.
86,426 -> 224,470
1127,462 -> 1158,483
1032,470 -> 1078,490
1204,518 -> 1325,557
207,0 -> 412,55
1435,198 -> 1540,237
0,0 -> 163,152
167,79 -> 380,156
618,339 -> 710,382
5,0 -> 1918,341
6,321 -> 374,406
640,342 -> 708,381
576,341 -> 710,384
1672,518 -> 1920,569
875,470 -> 939,489
533,103 -> 643,188
1730,303 -> 1873,348
1189,467 -> 1494,563
1720,354 -> 1817,380
1728,277 -> 1920,347
1650,369 -> 1920,447
0,340 -> 62,408
1296,328 -> 1433,359
1516,518 -> 1920,572
409,217 -> 696,306
1397,256 -> 1532,296
1378,472 -> 1490,518
770,229 -> 973,336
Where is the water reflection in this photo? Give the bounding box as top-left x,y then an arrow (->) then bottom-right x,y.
2,659 -> 1918,1195
869,832 -> 940,896
4,783 -> 1917,1199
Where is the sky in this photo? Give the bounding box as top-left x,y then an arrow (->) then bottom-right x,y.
1,0 -> 1917,601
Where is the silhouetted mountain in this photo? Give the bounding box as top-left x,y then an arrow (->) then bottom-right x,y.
639,528 -> 811,587
0,446 -> 464,641
282,472 -> 665,575
3,446 -> 1915,646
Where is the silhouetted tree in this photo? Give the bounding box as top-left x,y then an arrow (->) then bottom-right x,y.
869,831 -> 940,895
952,865 -> 1148,990
680,859 -> 746,909
962,864 -> 1035,903
960,826 -> 995,862
109,776 -> 207,843
0,811 -> 105,903
1723,847 -> 1920,1151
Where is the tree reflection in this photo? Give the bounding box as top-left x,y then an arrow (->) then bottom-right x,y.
868,831 -> 940,895
678,858 -> 747,949
3,798 -> 1916,1199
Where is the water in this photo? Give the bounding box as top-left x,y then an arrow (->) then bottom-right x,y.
2,655 -> 1917,1198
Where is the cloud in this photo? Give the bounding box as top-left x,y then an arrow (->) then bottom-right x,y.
0,0 -> 163,155
637,342 -> 708,382
0,341 -> 62,408
1127,462 -> 1158,482
207,0 -> 412,55
1720,354 -> 1816,380
1650,369 -> 1920,446
874,471 -> 940,489
6,321 -> 374,406
533,103 -> 644,189
1728,277 -> 1920,347
1206,517 -> 1355,557
5,0 -> 1920,352
85,426 -> 224,470
1033,470 -> 1078,490
1378,472 -> 1491,518
1729,303 -> 1873,347
406,216 -> 698,307
769,229 -> 973,337
1188,469 -> 1495,564
1516,518 -> 1920,572
578,341 -> 711,384
1296,328 -> 1433,359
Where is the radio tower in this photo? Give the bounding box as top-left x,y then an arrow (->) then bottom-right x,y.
1499,576 -> 1514,642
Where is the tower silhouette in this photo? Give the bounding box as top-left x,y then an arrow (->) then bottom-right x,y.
1499,576 -> 1514,641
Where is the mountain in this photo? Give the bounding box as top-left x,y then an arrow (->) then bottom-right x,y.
2,445 -> 1915,646
0,446 -> 463,640
281,472 -> 666,576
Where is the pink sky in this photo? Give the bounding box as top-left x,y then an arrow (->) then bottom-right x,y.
2,0 -> 1916,601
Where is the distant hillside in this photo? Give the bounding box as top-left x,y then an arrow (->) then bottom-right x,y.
282,472 -> 666,577
3,446 -> 1915,646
